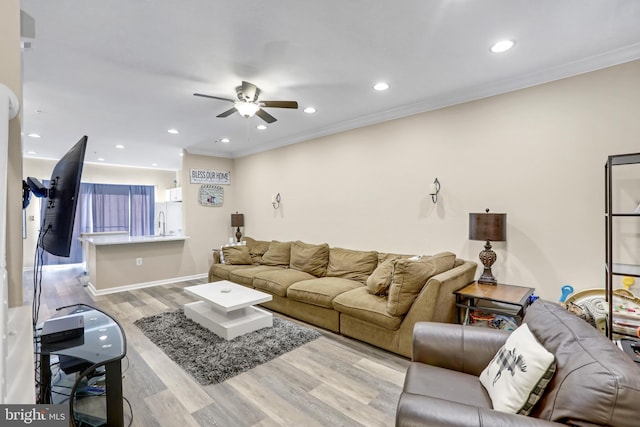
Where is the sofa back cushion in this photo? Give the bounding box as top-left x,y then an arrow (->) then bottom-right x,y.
243,236 -> 271,264
386,252 -> 456,316
289,241 -> 330,277
261,241 -> 292,267
326,247 -> 379,284
524,300 -> 640,427
221,245 -> 253,265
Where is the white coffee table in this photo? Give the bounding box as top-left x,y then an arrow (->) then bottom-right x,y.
183,280 -> 273,340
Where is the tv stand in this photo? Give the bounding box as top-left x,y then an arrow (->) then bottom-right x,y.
38,305 -> 126,427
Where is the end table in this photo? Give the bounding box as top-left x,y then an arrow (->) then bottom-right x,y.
455,282 -> 535,326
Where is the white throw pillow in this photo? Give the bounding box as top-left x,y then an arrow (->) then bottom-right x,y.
479,323 -> 556,415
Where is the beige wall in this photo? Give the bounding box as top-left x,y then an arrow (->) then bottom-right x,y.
22,158 -> 178,269
179,152 -> 238,273
232,60 -> 640,301
1,0 -> 23,307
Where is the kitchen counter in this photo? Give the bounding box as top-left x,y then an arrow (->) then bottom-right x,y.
82,234 -> 189,246
82,234 -> 194,294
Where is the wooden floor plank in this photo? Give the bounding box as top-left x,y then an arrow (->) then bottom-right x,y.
138,346 -> 214,414
144,389 -> 202,427
226,372 -> 327,427
310,383 -> 393,427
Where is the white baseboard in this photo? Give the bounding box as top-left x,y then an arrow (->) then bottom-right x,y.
85,273 -> 208,296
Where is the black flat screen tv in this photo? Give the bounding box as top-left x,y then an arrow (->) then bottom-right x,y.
28,135 -> 87,257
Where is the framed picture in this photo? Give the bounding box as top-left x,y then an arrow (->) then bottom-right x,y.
198,185 -> 224,207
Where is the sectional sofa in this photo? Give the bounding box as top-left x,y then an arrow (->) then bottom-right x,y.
208,237 -> 477,357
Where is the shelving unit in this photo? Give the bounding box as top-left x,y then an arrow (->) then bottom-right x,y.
604,153 -> 640,340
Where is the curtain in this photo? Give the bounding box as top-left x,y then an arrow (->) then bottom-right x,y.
129,185 -> 154,236
91,184 -> 130,233
39,182 -> 155,266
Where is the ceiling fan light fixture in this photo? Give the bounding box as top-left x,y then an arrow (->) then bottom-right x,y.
234,101 -> 260,117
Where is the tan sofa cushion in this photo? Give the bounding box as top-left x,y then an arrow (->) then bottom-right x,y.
333,287 -> 403,330
287,277 -> 363,308
366,257 -> 399,295
386,252 -> 456,316
209,264 -> 255,280
229,265 -> 284,287
221,245 -> 253,265
243,236 -> 271,264
325,247 -> 378,284
253,269 -> 316,297
261,241 -> 292,267
378,252 -> 410,264
289,241 -> 330,277
429,251 -> 457,275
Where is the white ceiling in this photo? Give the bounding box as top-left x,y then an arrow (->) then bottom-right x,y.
19,0 -> 640,171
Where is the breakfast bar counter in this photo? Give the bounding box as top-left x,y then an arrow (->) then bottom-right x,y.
81,234 -> 193,295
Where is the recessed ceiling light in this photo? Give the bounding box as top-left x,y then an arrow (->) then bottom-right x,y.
373,82 -> 389,91
256,124 -> 267,130
490,40 -> 515,53
303,107 -> 317,114
168,129 -> 179,134
27,151 -> 37,154
179,152 -> 184,156
97,157 -> 104,161
151,163 -> 158,167
115,144 -> 125,149
27,133 -> 41,138
220,138 -> 230,143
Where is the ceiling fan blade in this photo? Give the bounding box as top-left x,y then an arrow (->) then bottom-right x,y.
194,93 -> 235,103
241,81 -> 258,101
255,108 -> 277,123
260,100 -> 299,109
216,107 -> 237,118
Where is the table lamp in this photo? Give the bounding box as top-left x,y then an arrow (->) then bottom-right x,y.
231,212 -> 244,243
469,209 -> 506,285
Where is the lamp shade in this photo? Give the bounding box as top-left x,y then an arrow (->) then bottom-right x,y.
231,213 -> 244,227
469,211 -> 506,242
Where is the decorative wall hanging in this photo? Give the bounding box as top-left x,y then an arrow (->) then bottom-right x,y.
190,169 -> 231,185
199,185 -> 224,207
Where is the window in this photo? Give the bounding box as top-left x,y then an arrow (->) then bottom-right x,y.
39,182 -> 155,265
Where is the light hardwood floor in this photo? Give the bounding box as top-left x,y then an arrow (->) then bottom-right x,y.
24,266 -> 409,427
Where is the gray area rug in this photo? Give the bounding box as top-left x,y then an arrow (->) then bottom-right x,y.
134,309 -> 321,385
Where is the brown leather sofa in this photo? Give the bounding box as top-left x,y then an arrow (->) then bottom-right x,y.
396,299 -> 640,426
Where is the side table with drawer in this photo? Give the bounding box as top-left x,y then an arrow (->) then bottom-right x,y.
454,282 -> 535,328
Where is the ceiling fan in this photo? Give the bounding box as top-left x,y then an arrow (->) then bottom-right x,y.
194,81 -> 298,124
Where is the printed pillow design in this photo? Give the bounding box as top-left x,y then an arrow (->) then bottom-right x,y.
479,323 -> 556,415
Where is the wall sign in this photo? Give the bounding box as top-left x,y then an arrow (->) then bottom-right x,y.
199,185 -> 224,207
190,169 -> 231,185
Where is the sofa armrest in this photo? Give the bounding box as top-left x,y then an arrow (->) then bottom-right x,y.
412,322 -> 510,376
212,249 -> 221,264
396,393 -> 562,427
